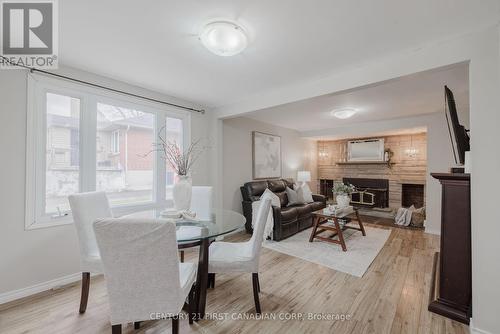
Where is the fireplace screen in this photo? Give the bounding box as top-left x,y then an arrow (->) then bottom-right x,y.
343,178 -> 389,208
351,191 -> 376,206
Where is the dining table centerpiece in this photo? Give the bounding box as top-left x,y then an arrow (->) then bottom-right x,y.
155,134 -> 204,211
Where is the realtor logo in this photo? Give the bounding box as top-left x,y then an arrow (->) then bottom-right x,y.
0,0 -> 58,69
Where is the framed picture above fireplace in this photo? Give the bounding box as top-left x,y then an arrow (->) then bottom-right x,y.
347,138 -> 385,162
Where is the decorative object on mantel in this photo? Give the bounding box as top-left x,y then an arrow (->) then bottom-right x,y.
252,131 -> 282,179
384,148 -> 394,167
333,182 -> 355,208
152,131 -> 205,211
337,138 -> 394,168
404,135 -> 418,158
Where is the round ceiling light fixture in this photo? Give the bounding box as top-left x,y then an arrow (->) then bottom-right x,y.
332,108 -> 357,119
199,21 -> 248,56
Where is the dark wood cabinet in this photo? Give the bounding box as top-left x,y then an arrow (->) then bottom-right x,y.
429,173 -> 471,324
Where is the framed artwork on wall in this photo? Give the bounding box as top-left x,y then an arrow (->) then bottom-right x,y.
252,131 -> 282,179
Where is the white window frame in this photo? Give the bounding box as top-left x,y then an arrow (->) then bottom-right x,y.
25,74 -> 191,230
111,130 -> 120,154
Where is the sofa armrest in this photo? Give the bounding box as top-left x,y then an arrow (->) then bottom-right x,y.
242,200 -> 254,233
312,194 -> 327,204
271,205 -> 283,241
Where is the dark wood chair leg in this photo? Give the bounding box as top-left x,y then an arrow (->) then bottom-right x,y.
79,272 -> 90,314
256,276 -> 260,293
180,250 -> 184,263
195,238 -> 209,320
112,324 -> 122,334
172,317 -> 179,334
208,273 -> 215,288
252,273 -> 261,314
134,321 -> 141,329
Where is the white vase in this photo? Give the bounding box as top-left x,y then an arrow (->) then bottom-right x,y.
173,175 -> 192,211
336,194 -> 350,208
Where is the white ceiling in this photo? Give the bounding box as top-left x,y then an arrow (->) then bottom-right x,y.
59,1 -> 499,108
244,63 -> 469,131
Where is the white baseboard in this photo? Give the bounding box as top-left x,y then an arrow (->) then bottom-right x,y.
0,272 -> 82,305
424,227 -> 440,235
470,318 -> 493,334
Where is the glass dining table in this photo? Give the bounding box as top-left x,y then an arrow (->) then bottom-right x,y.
123,209 -> 246,320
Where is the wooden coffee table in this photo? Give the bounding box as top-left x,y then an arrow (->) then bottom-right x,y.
309,207 -> 366,251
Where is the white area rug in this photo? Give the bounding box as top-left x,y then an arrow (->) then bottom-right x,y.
263,226 -> 391,277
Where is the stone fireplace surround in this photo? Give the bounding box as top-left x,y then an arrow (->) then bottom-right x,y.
317,133 -> 427,210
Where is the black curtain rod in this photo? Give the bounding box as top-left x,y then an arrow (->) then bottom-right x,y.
0,56 -> 205,114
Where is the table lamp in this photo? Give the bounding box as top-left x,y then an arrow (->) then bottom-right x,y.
297,171 -> 311,186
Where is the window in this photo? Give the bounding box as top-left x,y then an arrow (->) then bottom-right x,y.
26,75 -> 190,229
45,93 -> 81,215
96,103 -> 154,207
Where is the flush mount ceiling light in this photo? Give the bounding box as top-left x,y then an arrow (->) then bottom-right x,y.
199,21 -> 248,56
332,108 -> 357,119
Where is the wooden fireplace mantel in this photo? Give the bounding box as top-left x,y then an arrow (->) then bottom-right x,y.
336,161 -> 395,166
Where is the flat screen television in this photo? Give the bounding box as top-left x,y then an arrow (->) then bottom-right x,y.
445,85 -> 470,165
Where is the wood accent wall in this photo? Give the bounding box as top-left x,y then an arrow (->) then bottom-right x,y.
318,133 -> 427,208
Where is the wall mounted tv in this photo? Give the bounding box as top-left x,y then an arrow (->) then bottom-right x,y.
445,85 -> 470,165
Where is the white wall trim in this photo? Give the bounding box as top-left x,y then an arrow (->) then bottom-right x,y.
0,272 -> 82,305
424,227 -> 441,236
470,318 -> 493,334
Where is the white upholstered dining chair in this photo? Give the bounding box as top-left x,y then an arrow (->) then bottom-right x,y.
190,186 -> 213,221
178,186 -> 214,263
93,218 -> 196,334
68,191 -> 112,313
207,198 -> 272,313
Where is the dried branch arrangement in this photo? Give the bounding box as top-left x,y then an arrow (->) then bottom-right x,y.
143,126 -> 206,176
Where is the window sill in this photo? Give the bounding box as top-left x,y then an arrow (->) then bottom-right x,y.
25,218 -> 73,231
25,200 -> 175,231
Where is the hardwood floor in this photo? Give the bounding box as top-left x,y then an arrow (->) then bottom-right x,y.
0,223 -> 468,334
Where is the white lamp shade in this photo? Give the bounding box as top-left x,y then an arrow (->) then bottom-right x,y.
297,171 -> 311,182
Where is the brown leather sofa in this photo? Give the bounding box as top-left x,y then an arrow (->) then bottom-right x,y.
240,178 -> 327,241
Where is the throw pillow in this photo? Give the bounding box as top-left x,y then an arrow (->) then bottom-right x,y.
296,183 -> 314,203
286,186 -> 304,206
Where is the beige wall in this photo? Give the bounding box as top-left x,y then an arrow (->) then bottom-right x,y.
222,117 -> 316,213
318,133 -> 427,208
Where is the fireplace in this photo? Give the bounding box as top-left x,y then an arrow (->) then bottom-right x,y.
343,177 -> 389,208
401,183 -> 424,208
